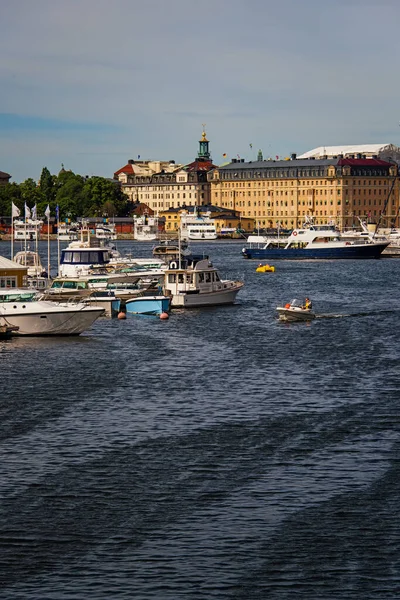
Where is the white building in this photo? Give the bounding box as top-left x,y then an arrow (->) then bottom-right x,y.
298,144 -> 400,159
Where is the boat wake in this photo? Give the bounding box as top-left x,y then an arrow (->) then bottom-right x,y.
315,309 -> 396,320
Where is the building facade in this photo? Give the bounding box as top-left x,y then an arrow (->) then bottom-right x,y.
0,171 -> 11,186
209,154 -> 399,230
115,130 -> 216,213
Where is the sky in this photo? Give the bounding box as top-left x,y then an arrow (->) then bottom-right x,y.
1,0 -> 400,183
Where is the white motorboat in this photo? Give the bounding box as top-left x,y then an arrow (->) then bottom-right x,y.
180,209 -> 217,241
276,299 -> 316,322
134,215 -> 159,241
0,289 -> 104,335
164,256 -> 243,308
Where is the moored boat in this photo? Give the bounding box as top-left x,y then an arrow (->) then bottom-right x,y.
164,256 -> 243,308
0,289 -> 104,335
125,295 -> 171,316
242,224 -> 389,260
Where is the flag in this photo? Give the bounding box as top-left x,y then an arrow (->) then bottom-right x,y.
45,205 -> 51,219
55,205 -> 59,220
32,204 -> 37,220
25,203 -> 31,219
249,143 -> 253,149
276,155 -> 279,160
138,155 -> 140,159
223,153 -> 227,158
11,202 -> 20,218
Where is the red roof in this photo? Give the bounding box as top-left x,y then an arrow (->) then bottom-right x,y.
184,160 -> 217,172
114,164 -> 135,177
338,158 -> 392,167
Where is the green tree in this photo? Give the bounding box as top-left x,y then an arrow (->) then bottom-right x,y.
55,171 -> 85,220
0,183 -> 22,218
39,167 -> 55,206
81,176 -> 127,217
19,179 -> 44,213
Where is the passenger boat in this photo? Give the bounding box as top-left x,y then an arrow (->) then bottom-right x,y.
242,224 -> 390,260
58,222 -> 79,241
164,256 -> 243,308
13,219 -> 43,242
0,289 -> 104,335
95,223 -> 117,240
133,215 -> 159,241
180,209 -> 217,241
276,299 -> 316,322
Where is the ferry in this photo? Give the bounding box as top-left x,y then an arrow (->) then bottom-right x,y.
180,209 -> 217,241
58,222 -> 78,241
134,215 -> 158,241
95,223 -> 117,240
242,224 -> 390,260
13,219 -> 43,242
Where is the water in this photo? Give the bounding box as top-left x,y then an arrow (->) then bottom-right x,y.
1,240 -> 400,599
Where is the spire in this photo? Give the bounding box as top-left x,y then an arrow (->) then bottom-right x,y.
198,124 -> 210,161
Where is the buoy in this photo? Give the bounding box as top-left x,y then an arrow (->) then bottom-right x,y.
117,311 -> 127,320
160,312 -> 169,320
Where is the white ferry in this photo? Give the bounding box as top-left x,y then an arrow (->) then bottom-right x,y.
134,215 -> 159,241
95,223 -> 117,240
180,209 -> 217,241
13,219 -> 43,242
58,222 -> 79,241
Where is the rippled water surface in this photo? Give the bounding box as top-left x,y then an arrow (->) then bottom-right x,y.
1,240 -> 400,599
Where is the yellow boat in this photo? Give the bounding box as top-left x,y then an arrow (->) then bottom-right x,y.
256,264 -> 275,273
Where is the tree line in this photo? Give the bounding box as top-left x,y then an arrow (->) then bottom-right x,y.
0,167 -> 131,220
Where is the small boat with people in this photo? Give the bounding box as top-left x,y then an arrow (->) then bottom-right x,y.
256,263 -> 275,273
276,298 -> 315,322
134,215 -> 159,241
242,223 -> 390,260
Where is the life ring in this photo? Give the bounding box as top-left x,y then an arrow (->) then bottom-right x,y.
170,261 -> 178,269
293,231 -> 297,236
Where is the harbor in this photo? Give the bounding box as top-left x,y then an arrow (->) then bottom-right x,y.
2,238 -> 400,598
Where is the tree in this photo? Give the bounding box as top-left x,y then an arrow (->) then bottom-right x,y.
55,171 -> 85,220
39,167 -> 55,206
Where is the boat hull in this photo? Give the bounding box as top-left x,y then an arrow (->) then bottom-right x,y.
125,295 -> 170,315
170,285 -> 242,308
243,243 -> 389,260
0,305 -> 104,335
277,307 -> 315,322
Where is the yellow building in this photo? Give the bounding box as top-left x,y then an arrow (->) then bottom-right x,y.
115,130 -> 216,213
0,255 -> 28,288
209,154 -> 399,230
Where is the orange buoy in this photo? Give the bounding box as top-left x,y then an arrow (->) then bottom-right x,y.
160,312 -> 169,320
117,311 -> 127,320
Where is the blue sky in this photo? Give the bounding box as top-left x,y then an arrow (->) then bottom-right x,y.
1,0 -> 400,182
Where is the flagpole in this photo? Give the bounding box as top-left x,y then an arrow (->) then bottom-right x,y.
47,214 -> 50,281
57,208 -> 60,276
11,210 -> 13,261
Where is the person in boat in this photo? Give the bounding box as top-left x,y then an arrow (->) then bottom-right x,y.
303,297 -> 312,310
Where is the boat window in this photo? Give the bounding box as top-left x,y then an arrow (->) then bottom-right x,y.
51,281 -> 63,288
205,273 -> 212,283
215,272 -> 221,281
63,281 -> 78,289
178,274 -> 185,283
199,273 -> 205,283
77,282 -> 87,289
72,252 -> 82,263
168,274 -> 176,283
